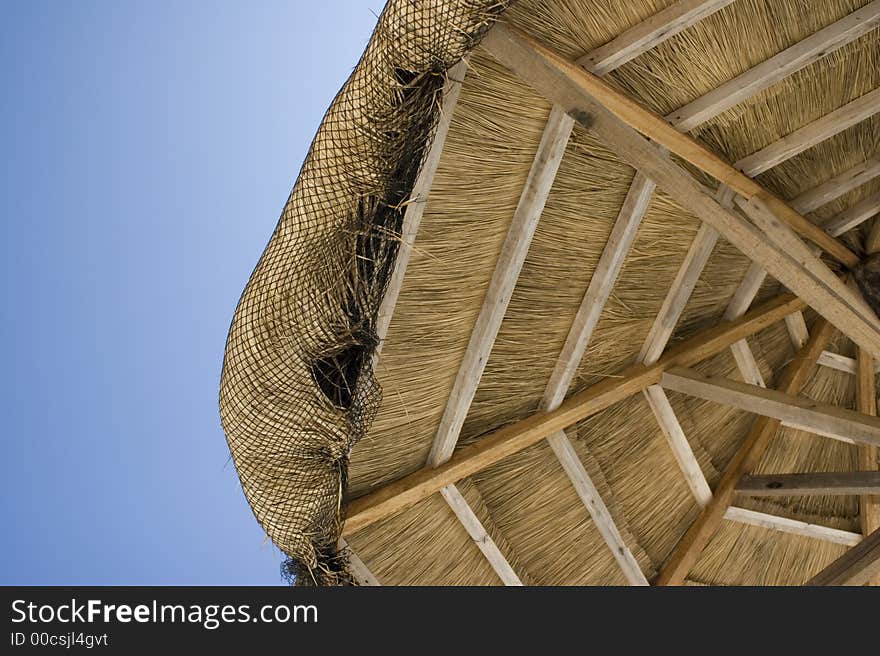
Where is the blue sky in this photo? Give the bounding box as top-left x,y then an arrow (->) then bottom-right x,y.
1,0 -> 385,585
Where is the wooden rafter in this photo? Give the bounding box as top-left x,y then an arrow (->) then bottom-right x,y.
661,366 -> 880,448
338,539 -> 381,586
806,526 -> 880,586
723,507 -> 862,547
343,291 -> 805,535
427,106 -> 573,466
736,471 -> 880,496
667,0 -> 880,132
735,89 -> 880,179
825,190 -> 880,237
373,60 -> 467,356
655,319 -> 835,585
439,484 -> 524,585
790,156 -> 880,214
578,0 -> 736,76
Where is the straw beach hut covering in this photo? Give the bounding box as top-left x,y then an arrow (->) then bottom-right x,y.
220,0 -> 880,585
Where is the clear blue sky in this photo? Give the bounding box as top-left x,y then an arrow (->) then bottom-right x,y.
1,0 -> 385,585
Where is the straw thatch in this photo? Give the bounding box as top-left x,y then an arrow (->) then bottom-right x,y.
222,0 -> 880,585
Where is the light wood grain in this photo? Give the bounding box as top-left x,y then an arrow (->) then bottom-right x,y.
661,366 -> 880,448
578,0 -> 735,76
824,191 -> 880,237
723,507 -> 862,547
791,156 -> 880,214
374,61 -> 467,357
440,484 -> 524,586
735,88 -> 880,178
427,106 -> 573,467
481,24 -> 860,266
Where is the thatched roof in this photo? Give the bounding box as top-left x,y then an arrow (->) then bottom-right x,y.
221,0 -> 880,585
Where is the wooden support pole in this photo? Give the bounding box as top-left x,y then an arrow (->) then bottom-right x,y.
655,319 -> 835,585
343,292 -> 804,535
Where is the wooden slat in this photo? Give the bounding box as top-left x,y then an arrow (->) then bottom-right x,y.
735,89 -> 880,178
824,190 -> 880,237
373,61 -> 467,356
545,431 -> 649,585
481,24 -> 860,267
668,0 -> 880,132
643,385 -> 712,505
655,319 -> 835,585
791,156 -> 880,214
578,0 -> 736,76
343,292 -> 805,535
806,526 -> 880,585
723,507 -> 863,547
639,224 -> 719,364
427,106 -> 573,467
661,366 -> 880,448
542,172 -> 655,409
439,484 -> 524,586
736,471 -> 880,496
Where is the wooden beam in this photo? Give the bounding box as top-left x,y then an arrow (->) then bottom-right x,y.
661,365 -> 880,448
578,0 -> 736,76
439,484 -> 524,586
639,224 -> 719,365
373,61 -> 467,357
723,507 -> 863,547
655,318 -> 835,585
343,292 -> 805,535
791,156 -> 880,214
484,23 -> 880,356
736,90 -> 880,179
824,191 -> 880,237
667,1 -> 880,132
736,471 -> 880,496
481,24 -> 860,267
545,431 -> 649,585
542,172 -> 655,410
643,384 -> 712,505
806,526 -> 880,586
426,106 -> 573,467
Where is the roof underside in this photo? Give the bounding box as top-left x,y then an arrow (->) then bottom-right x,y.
344,0 -> 880,585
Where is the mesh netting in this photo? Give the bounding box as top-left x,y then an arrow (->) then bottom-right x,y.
219,0 -> 511,586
